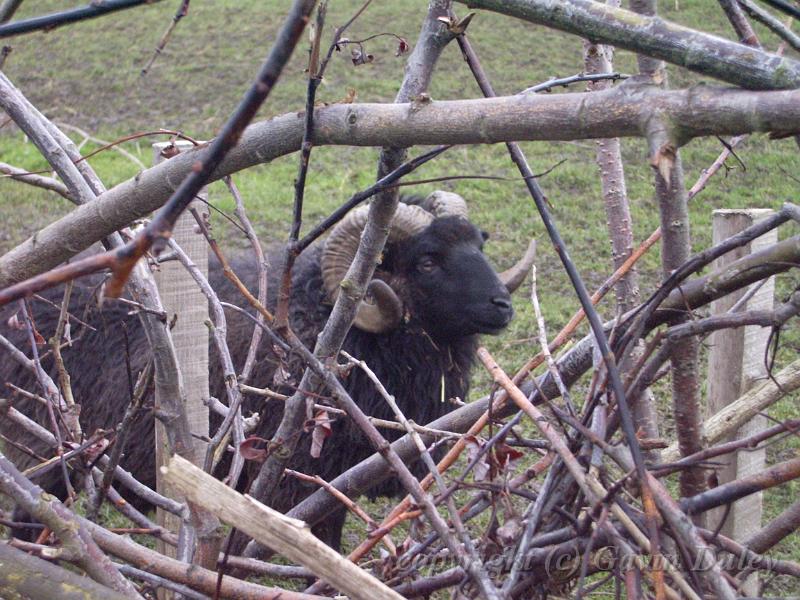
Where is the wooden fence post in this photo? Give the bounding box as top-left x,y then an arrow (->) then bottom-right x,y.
151,141 -> 210,568
706,208 -> 776,595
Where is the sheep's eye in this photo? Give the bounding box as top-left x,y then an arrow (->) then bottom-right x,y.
417,258 -> 436,273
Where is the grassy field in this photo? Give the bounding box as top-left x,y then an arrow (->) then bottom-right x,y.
1,0 -> 799,593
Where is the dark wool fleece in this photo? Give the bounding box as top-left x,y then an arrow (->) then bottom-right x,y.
0,246 -> 477,542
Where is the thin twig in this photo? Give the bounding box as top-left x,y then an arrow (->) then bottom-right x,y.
0,0 -> 164,38
140,0 -> 191,76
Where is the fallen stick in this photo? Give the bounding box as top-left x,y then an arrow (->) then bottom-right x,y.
162,455 -> 404,600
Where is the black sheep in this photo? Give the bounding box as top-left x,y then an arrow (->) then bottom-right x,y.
0,192 -> 534,547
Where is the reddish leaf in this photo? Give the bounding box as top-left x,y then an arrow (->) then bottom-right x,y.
395,37 -> 409,57
239,436 -> 269,463
494,441 -> 524,468
309,409 -> 332,459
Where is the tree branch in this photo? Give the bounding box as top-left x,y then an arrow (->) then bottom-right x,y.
0,0 -> 164,38
459,0 -> 800,89
0,452 -> 143,598
163,455 -> 404,600
2,82 -> 798,293
0,542 -> 133,600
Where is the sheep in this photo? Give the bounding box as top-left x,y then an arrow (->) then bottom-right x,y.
0,191 -> 534,547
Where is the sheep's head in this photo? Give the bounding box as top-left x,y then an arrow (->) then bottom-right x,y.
321,191 -> 536,339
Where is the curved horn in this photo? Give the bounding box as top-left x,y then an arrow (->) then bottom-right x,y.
420,190 -> 469,219
499,239 -> 537,293
321,203 -> 433,333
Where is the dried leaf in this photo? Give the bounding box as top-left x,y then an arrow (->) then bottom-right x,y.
350,46 -> 374,66
465,435 -> 491,482
335,37 -> 349,52
239,436 -> 269,463
83,436 -> 110,464
159,143 -> 180,159
651,142 -> 677,184
494,441 -> 524,468
6,312 -> 23,330
272,362 -> 294,387
341,88 -> 357,104
308,409 -> 332,458
395,37 -> 409,57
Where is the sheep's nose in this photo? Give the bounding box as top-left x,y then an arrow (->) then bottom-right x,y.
491,296 -> 512,312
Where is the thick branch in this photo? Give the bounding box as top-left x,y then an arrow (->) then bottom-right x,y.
164,455 -> 403,600
459,0 -> 800,89
0,452 -> 142,598
681,456 -> 800,515
0,542 -> 132,600
745,498 -> 800,554
661,358 -> 800,462
79,515 -> 324,600
648,129 -> 705,500
2,83 -> 798,291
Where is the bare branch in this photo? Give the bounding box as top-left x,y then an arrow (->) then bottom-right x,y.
662,358 -> 800,462
0,161 -> 74,201
2,83 -> 799,292
736,0 -> 800,52
0,0 -> 165,38
163,455 -> 404,600
459,0 -> 800,89
0,452 -> 143,598
0,542 -> 133,600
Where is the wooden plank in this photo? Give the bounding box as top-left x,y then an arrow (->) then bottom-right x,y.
163,455 -> 405,600
706,208 -> 776,595
151,140 -> 210,577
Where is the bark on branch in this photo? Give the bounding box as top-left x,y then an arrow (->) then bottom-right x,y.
0,542 -> 133,600
459,0 -> 800,89
163,455 -> 403,600
1,83 -> 798,291
661,358 -> 800,462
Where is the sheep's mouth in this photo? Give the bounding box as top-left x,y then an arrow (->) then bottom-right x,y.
471,316 -> 512,335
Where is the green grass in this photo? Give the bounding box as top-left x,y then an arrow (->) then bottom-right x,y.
1,0 -> 800,593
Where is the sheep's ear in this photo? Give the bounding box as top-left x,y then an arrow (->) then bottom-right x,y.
481,230 -> 490,242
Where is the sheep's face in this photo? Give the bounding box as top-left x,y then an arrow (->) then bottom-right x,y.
391,216 -> 514,341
